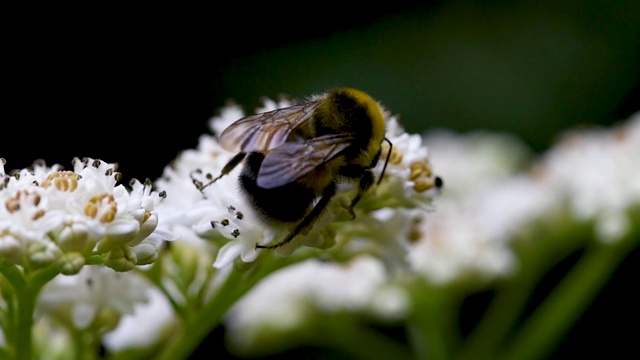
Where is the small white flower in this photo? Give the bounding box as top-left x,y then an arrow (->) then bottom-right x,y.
409,111 -> 640,283
224,255 -> 396,351
38,266 -> 151,329
102,287 -> 176,351
208,102 -> 246,137
0,157 -> 176,271
410,175 -> 555,284
369,116 -> 442,210
369,284 -> 411,321
537,113 -> 640,242
423,129 -> 532,196
154,130 -> 269,269
407,130 -> 554,284
253,96 -> 293,114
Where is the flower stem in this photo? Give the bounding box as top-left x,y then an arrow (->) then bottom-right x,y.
455,239 -> 554,360
154,267 -> 243,360
406,282 -> 459,360
455,280 -> 535,360
154,251 -> 310,360
499,237 -> 636,360
321,314 -> 413,360
15,286 -> 36,360
0,261 -> 60,360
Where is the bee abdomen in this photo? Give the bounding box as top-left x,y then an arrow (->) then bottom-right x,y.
239,153 -> 315,223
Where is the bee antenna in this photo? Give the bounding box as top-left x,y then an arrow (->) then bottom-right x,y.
378,137 -> 392,185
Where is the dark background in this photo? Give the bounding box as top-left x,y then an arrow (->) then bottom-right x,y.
5,1 -> 639,358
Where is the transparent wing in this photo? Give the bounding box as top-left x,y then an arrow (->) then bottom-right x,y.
256,135 -> 354,189
219,101 -> 321,152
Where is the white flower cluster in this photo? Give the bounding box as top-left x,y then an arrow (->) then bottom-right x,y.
37,266 -> 153,329
539,113 -> 640,242
154,96 -> 442,268
145,95 -> 441,355
407,130 -> 541,284
224,255 -> 408,351
221,112 -> 640,352
0,157 -> 176,273
410,112 -> 640,284
154,131 -> 269,268
222,130 -> 532,352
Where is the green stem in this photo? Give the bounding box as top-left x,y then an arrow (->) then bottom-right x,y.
406,282 -> 458,360
0,261 -> 26,360
153,251 -> 309,360
499,238 -> 636,360
31,263 -> 63,290
455,243 -> 551,360
457,211 -> 595,360
0,261 -> 60,360
0,260 -> 26,291
455,281 -> 535,360
14,286 -> 35,360
322,315 -> 413,360
153,266 -> 245,360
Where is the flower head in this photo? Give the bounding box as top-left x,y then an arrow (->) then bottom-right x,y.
155,94 -> 442,268
536,112 -> 640,242
154,130 -> 269,268
224,255 -> 406,353
38,266 -> 151,329
0,157 -> 176,273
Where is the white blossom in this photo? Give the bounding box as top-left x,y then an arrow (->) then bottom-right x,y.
409,112 -> 640,284
404,130 -> 535,283
409,175 -> 555,284
224,255 -> 404,350
160,96 -> 441,267
365,116 -> 442,210
537,112 -> 640,242
0,157 -> 176,272
423,129 -> 532,196
102,287 -> 176,351
154,130 -> 269,268
38,266 -> 151,329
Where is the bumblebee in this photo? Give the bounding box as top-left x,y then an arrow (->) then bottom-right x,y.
207,87 -> 391,249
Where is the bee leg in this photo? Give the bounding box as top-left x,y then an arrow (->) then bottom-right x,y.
347,170 -> 375,219
198,152 -> 246,191
255,182 -> 337,250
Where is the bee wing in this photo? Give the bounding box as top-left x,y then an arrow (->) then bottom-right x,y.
257,134 -> 354,189
219,101 -> 321,152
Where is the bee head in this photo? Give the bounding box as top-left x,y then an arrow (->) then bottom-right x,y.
317,88 -> 385,138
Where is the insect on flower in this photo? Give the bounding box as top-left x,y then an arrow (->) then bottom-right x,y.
200,88 -> 392,249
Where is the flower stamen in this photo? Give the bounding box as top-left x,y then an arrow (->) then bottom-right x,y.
41,171 -> 79,191
84,193 -> 117,223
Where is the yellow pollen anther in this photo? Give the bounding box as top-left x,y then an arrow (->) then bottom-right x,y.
84,193 -> 117,223
142,210 -> 151,223
5,190 -> 41,213
382,144 -> 403,165
408,217 -> 423,242
42,171 -> 79,191
413,178 -> 436,193
32,209 -> 45,220
409,161 -> 432,180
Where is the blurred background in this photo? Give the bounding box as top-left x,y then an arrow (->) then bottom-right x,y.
4,0 -> 639,358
